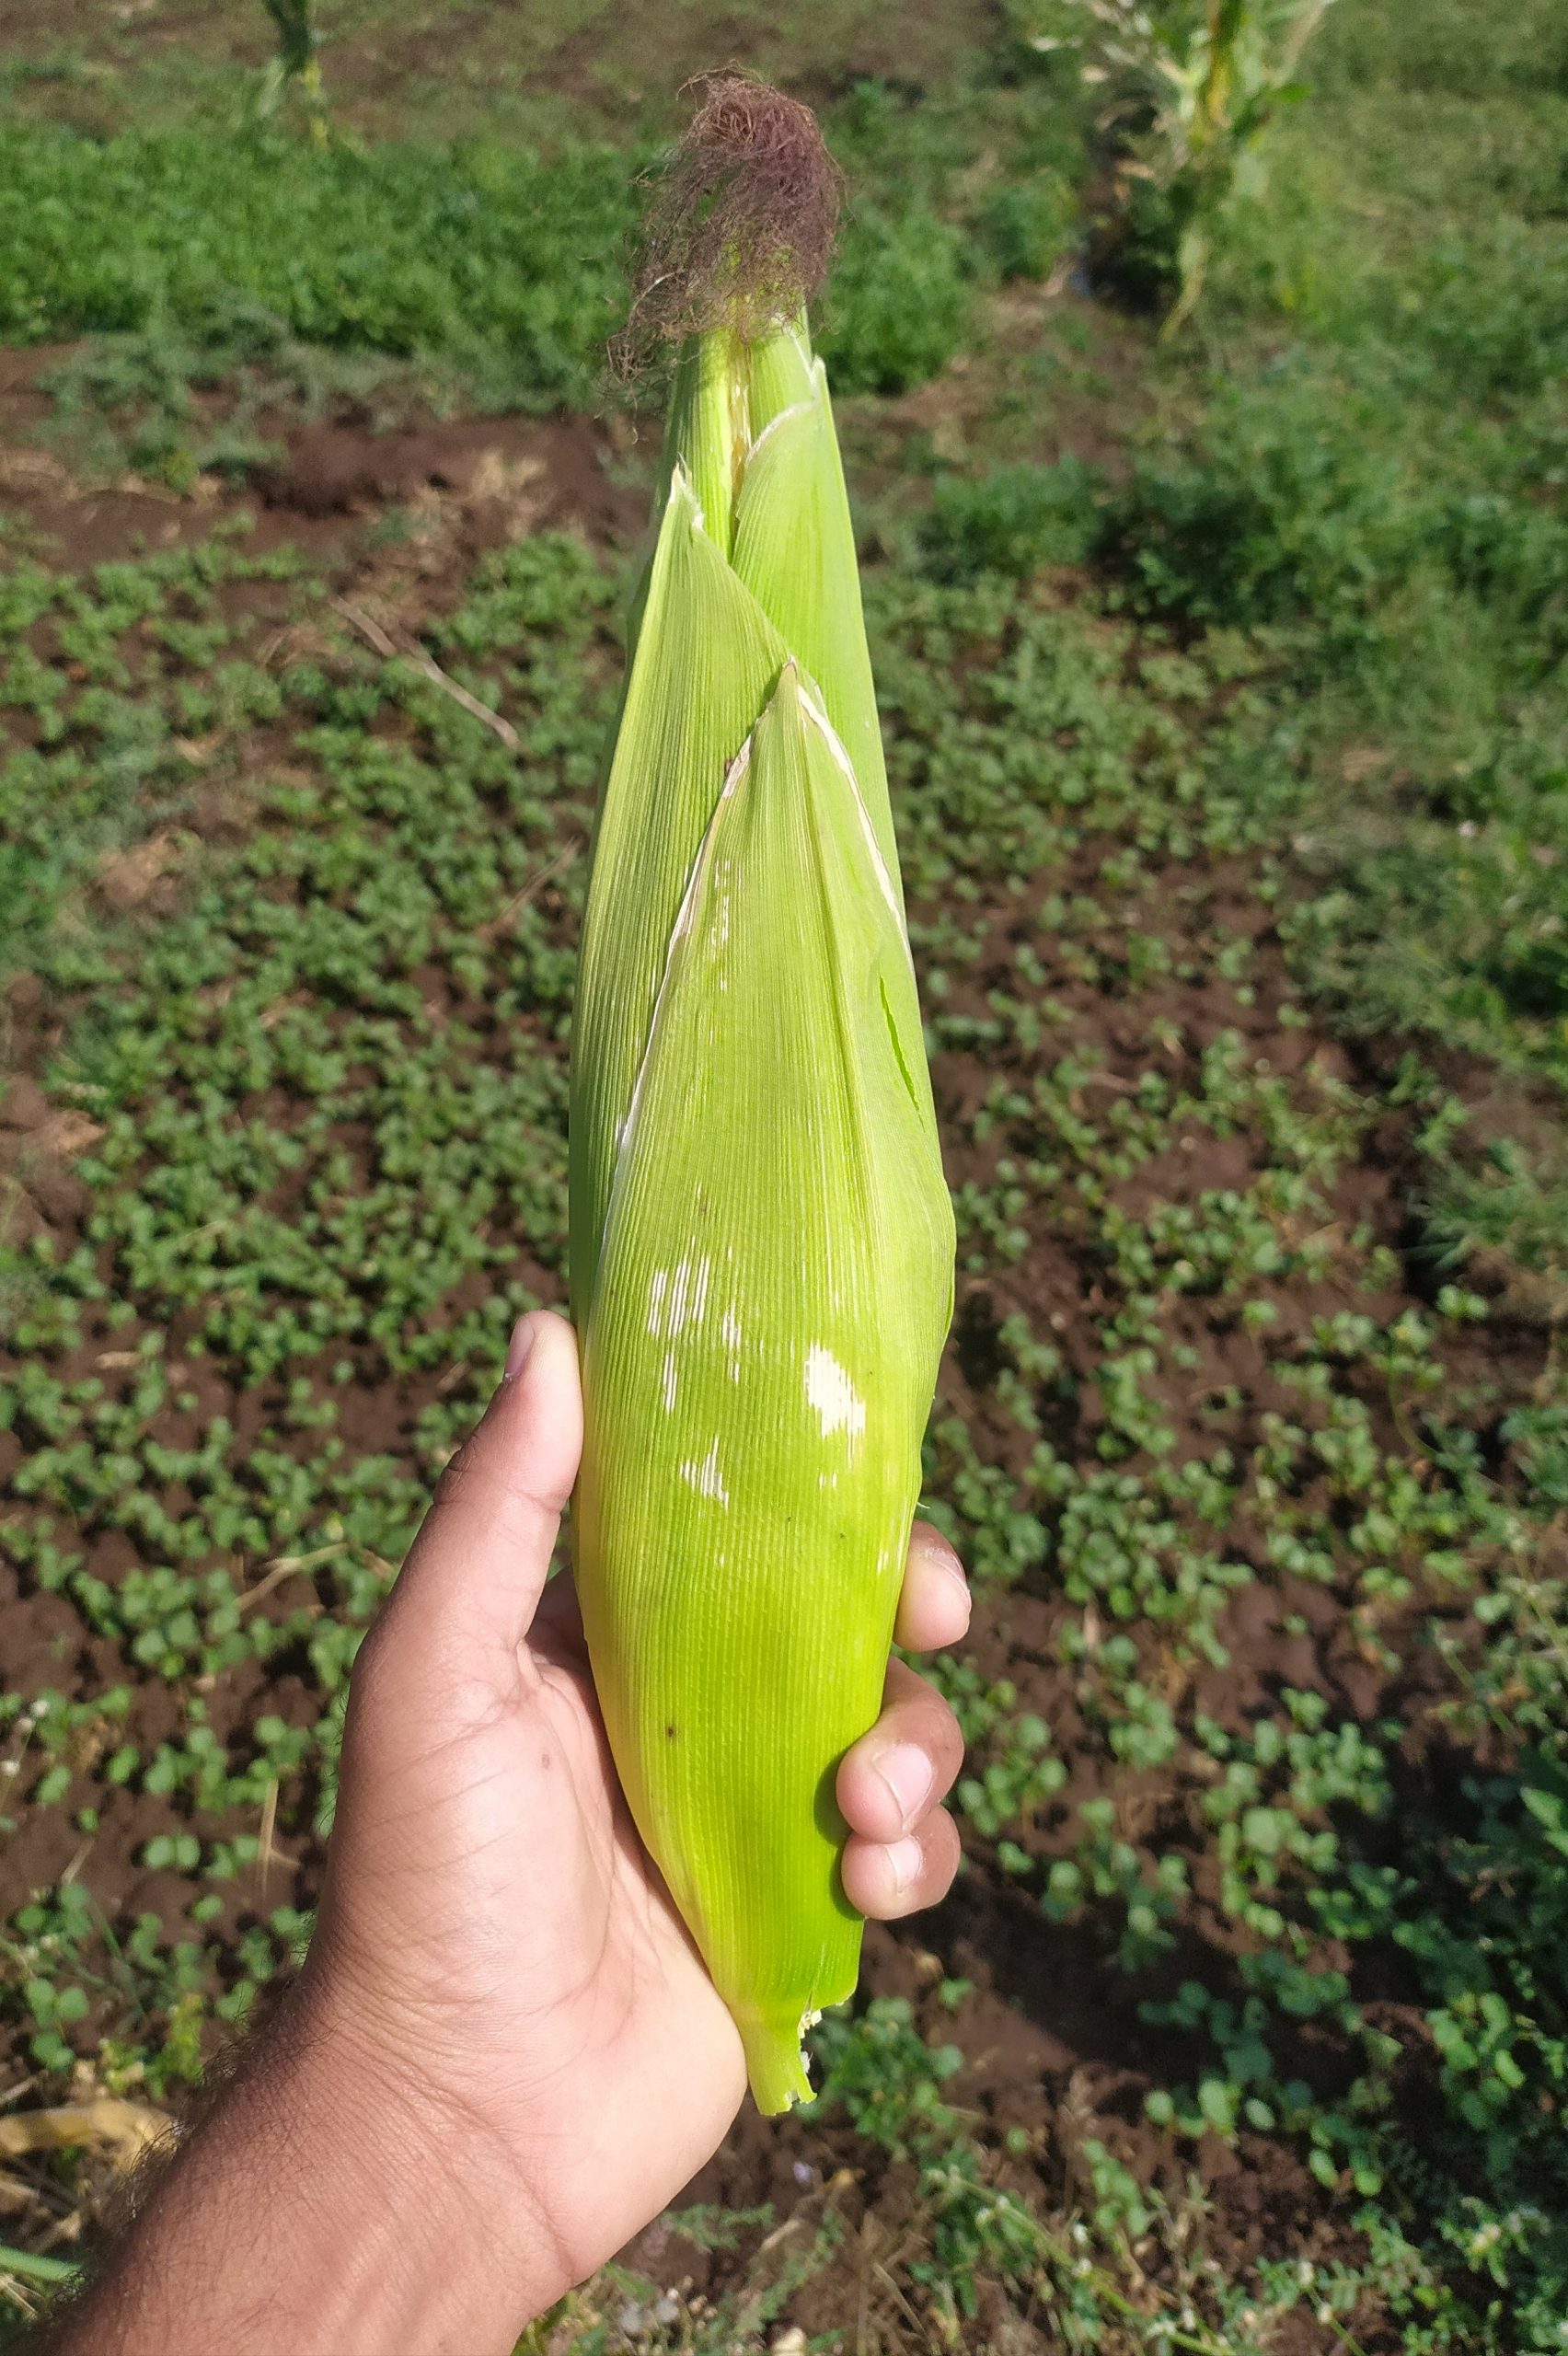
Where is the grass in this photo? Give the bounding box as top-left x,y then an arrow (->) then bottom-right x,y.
0,127 -> 638,411
2,0 -> 1567,2345
0,0 -> 1002,147
0,72 -> 1082,415
5,513 -> 1564,2347
1155,1 -> 1568,1102
896,0 -> 1568,1256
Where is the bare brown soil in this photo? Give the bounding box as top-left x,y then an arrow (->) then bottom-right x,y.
3,0 -> 1005,141
0,342 -> 646,574
622,884 -> 1554,2343
2,406 -> 1558,2348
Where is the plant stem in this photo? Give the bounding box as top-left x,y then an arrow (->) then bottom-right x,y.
0,2244 -> 80,2285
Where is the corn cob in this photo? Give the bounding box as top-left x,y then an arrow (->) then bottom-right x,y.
569,79 -> 955,2114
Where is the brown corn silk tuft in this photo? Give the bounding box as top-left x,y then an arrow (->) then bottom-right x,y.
618,74 -> 844,358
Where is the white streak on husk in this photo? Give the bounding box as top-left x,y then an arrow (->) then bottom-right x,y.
804,1345 -> 866,1440
681,1437 -> 731,1506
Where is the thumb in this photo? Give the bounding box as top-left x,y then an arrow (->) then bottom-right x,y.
378,1310 -> 583,1669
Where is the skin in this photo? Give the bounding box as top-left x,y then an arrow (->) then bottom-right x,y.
42,1311 -> 969,2356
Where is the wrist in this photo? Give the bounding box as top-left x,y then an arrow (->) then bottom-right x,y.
55,1965 -> 571,2356
275,1958 -> 573,2348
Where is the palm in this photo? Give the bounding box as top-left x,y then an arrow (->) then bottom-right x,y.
319,1582 -> 745,2285
311,1314 -> 965,2328
47,1324 -> 964,2356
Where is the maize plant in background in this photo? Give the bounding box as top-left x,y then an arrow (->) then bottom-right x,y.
569,80 -> 955,2113
254,0 -> 328,141
1034,0 -> 1337,330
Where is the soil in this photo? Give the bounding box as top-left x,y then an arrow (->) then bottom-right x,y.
0,370 -> 643,1145
605,861 -> 1555,2343
1,0 -> 1008,142
0,341 -> 648,575
1,396 -> 1558,2349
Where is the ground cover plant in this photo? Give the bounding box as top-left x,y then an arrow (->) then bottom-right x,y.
1,0 -> 1566,2346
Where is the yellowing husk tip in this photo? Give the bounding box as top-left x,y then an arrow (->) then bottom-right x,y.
738,2005 -> 820,2116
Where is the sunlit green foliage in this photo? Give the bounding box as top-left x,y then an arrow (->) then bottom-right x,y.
254,0 -> 327,138
1020,0 -> 1340,327
2,0 -> 1566,2341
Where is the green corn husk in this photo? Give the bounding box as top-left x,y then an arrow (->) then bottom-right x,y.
570,289 -> 954,2112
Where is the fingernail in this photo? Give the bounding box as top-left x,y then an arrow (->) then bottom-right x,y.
885,1835 -> 923,1899
873,1744 -> 934,1835
504,1315 -> 536,1381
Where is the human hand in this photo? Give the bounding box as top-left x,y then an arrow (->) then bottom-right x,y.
303,1309 -> 969,2329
